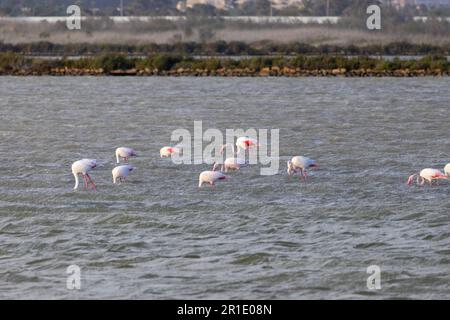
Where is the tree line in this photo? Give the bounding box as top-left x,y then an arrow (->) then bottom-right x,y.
1,41 -> 449,56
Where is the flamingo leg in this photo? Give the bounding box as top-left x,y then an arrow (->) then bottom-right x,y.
299,169 -> 306,181
86,174 -> 97,190
82,174 -> 88,189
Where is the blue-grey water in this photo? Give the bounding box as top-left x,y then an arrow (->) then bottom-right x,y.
0,77 -> 449,299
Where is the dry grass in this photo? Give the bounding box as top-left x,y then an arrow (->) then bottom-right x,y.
0,21 -> 449,47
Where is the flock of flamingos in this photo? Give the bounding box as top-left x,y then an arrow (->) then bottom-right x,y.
71,136 -> 450,190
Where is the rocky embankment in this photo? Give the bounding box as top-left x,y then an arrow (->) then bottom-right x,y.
7,66 -> 448,77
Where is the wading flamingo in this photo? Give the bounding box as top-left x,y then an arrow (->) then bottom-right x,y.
220,137 -> 259,158
445,163 -> 450,177
236,136 -> 259,151
212,157 -> 248,172
72,159 -> 97,190
287,156 -> 318,180
112,165 -> 135,184
198,171 -> 228,187
115,147 -> 137,163
407,168 -> 448,186
160,146 -> 183,158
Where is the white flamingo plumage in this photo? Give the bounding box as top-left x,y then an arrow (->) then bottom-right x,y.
287,156 -> 318,180
112,165 -> 135,184
407,168 -> 448,186
72,159 -> 97,190
220,137 -> 259,157
236,136 -> 259,151
212,157 -> 248,172
198,171 -> 228,187
445,163 -> 450,177
115,147 -> 137,163
160,146 -> 183,158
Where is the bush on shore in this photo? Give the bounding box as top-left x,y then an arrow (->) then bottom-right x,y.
1,41 -> 450,57
0,52 -> 448,75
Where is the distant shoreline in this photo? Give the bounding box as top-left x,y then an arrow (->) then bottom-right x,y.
1,52 -> 449,77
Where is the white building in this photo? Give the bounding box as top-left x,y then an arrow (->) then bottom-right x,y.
415,0 -> 450,6
182,0 -> 305,10
185,0 -> 229,10
388,0 -> 450,7
271,0 -> 305,9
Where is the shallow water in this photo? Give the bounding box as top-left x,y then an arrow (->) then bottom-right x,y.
0,77 -> 449,299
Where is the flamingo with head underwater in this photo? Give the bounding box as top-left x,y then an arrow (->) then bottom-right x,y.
407,168 -> 448,186
112,165 -> 135,184
212,157 -> 248,173
71,159 -> 98,190
213,139 -> 254,172
115,147 -> 137,163
160,146 -> 183,158
198,171 -> 228,188
287,156 -> 318,180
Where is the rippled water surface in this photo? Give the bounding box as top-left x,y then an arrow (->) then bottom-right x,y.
0,77 -> 449,299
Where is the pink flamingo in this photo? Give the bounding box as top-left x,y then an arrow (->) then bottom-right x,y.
198,171 -> 228,188
115,147 -> 137,163
407,168 -> 448,186
287,156 -> 318,180
220,137 -> 259,157
71,159 -> 97,190
112,165 -> 135,184
160,146 -> 183,158
212,157 -> 248,172
445,163 -> 450,177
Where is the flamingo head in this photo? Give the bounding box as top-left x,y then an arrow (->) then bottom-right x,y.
309,162 -> 318,169
88,160 -> 98,169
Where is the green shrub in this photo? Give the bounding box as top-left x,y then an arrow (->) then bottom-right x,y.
0,52 -> 27,72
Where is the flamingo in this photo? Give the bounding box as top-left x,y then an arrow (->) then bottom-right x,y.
72,159 -> 97,190
112,165 -> 135,184
220,137 -> 259,157
406,168 -> 448,186
212,157 -> 248,172
198,171 -> 228,187
236,136 -> 259,151
445,163 -> 450,177
287,156 -> 318,180
160,146 -> 183,158
115,147 -> 137,163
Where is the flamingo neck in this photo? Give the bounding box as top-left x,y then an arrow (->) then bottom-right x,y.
73,173 -> 79,189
